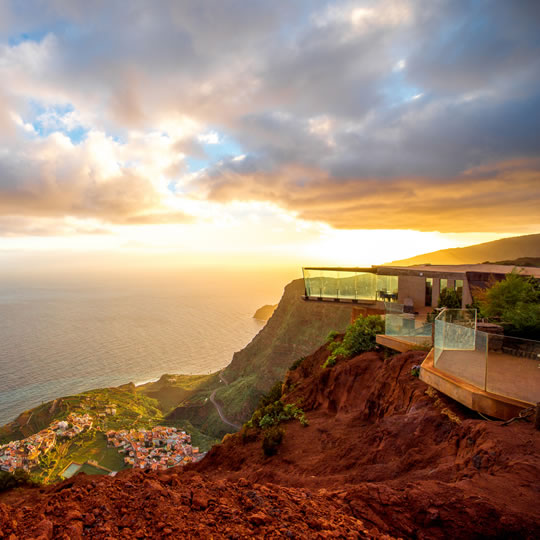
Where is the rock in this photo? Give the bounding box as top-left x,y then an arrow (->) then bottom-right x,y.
192,491 -> 209,510
248,512 -> 269,526
253,304 -> 278,321
65,520 -> 83,540
32,519 -> 54,539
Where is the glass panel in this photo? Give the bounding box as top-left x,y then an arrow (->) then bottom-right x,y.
376,275 -> 398,302
303,268 -> 322,298
338,271 -> 358,300
486,334 -> 540,404
385,313 -> 432,339
302,269 -> 382,301
356,272 -> 377,300
434,309 -> 487,388
320,270 -> 339,298
440,278 -> 448,291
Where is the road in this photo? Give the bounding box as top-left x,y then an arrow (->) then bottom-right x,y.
209,372 -> 241,431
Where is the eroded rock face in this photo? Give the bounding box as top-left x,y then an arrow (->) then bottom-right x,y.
2,348 -> 539,538
0,472 -> 377,538
197,347 -> 540,538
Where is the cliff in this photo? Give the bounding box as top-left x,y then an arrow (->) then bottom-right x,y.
172,278 -> 353,427
2,343 -> 538,538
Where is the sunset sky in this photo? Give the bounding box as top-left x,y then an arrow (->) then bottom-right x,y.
0,1 -> 539,271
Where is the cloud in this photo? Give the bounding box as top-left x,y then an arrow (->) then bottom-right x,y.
0,0 -> 538,235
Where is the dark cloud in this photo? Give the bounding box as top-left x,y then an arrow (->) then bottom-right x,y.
0,0 -> 538,233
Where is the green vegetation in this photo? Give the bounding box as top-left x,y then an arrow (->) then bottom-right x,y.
476,272 -> 540,339
288,356 -> 306,371
262,425 -> 284,457
242,381 -> 307,456
438,288 -> 462,309
138,373 -> 217,414
326,330 -> 340,342
0,470 -> 39,492
324,315 -> 384,368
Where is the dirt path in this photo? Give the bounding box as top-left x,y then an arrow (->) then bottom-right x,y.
209,373 -> 241,431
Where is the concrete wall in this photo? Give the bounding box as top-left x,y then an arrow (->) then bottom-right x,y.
432,277 -> 441,307
397,276 -> 426,309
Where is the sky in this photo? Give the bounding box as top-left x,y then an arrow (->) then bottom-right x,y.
0,0 -> 539,273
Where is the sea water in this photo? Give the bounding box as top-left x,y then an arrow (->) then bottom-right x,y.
0,268 -> 293,425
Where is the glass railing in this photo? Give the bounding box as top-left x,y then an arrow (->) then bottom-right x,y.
485,334 -> 540,404
433,309 -> 540,404
302,268 -> 398,302
384,304 -> 432,343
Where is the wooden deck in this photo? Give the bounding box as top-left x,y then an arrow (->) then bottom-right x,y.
420,349 -> 532,420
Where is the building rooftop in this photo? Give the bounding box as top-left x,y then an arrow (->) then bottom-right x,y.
376,263 -> 540,278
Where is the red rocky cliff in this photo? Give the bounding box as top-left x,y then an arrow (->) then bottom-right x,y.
1,345 -> 539,539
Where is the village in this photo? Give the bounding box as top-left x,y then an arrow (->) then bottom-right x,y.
0,404 -> 205,476
0,413 -> 93,473
106,425 -> 204,470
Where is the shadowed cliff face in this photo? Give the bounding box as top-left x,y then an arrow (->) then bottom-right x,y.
2,346 -> 539,538
216,279 -> 353,421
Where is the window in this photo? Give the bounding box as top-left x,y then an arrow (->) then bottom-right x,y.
425,278 -> 433,306
440,278 -> 448,291
456,279 -> 463,302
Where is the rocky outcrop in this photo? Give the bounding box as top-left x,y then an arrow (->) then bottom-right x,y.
0,471 -> 378,538
252,304 -> 277,321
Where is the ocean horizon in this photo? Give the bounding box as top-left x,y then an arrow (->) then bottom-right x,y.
0,269 -> 291,425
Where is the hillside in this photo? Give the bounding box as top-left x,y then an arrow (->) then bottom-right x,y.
167,279 -> 353,431
387,232 -> 540,266
2,342 -> 538,538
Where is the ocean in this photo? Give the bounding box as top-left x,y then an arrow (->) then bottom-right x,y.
0,268 -> 294,425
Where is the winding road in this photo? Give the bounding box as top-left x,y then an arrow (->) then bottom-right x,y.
209,373 -> 241,431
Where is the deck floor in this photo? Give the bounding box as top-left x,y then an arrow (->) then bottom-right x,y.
436,350 -> 540,404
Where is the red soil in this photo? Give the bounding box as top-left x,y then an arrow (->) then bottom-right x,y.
1,346 -> 539,539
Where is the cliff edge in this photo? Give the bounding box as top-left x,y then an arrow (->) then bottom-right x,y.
2,342 -> 538,538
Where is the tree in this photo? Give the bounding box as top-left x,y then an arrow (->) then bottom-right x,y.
478,271 -> 540,339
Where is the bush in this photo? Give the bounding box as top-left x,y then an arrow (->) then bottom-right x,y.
326,330 -> 340,342
324,315 -> 384,367
289,357 -> 306,371
438,288 -> 462,309
258,381 -> 282,409
478,272 -> 540,339
262,425 -> 284,456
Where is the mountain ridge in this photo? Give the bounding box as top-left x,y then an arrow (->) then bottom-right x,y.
386,232 -> 540,266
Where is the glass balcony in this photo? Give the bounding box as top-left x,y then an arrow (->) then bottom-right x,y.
302,268 -> 398,302
433,309 -> 540,404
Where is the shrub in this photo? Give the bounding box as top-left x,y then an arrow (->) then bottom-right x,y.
438,288 -> 462,309
289,357 -> 306,371
478,272 -> 540,339
262,425 -> 284,456
326,330 -> 340,342
324,315 -> 384,367
322,357 -> 336,369
258,381 -> 283,409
